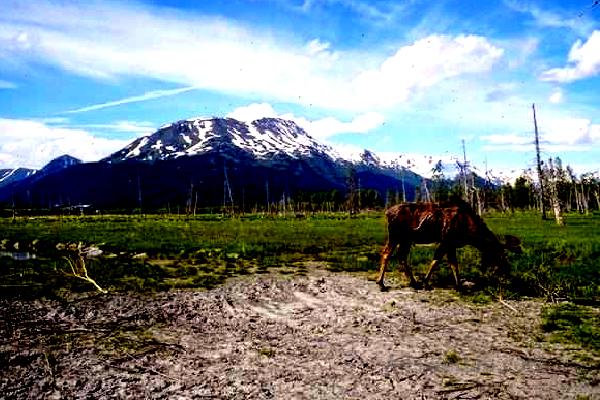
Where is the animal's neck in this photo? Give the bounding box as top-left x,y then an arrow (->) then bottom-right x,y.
472,227 -> 501,253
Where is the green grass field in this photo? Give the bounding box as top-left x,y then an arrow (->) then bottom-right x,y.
1,211 -> 598,302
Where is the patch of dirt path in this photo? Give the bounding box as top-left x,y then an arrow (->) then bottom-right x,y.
1,267 -> 598,399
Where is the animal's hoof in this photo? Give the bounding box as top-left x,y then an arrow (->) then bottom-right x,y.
409,281 -> 422,290
378,284 -> 389,292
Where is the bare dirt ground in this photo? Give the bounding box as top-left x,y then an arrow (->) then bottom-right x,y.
1,265 -> 598,399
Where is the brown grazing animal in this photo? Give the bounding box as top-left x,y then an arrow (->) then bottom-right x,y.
377,200 -> 521,290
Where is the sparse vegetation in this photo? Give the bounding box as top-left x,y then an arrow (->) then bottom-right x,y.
443,349 -> 461,364
541,303 -> 600,355
257,347 -> 276,358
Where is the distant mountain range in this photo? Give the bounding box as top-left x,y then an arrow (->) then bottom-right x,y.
0,117 -> 447,210
0,168 -> 36,190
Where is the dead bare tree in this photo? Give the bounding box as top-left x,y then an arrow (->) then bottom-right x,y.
532,104 -> 548,220
544,158 -> 564,226
58,242 -> 107,293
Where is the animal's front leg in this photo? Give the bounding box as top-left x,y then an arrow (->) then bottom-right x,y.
422,259 -> 439,290
422,244 -> 447,289
400,261 -> 420,289
377,241 -> 395,291
447,248 -> 462,290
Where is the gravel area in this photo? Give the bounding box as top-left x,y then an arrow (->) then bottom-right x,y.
1,266 -> 598,399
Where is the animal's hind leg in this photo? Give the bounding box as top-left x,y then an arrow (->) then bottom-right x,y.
397,243 -> 419,289
377,239 -> 397,290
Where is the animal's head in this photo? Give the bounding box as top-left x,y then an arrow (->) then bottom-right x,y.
502,234 -> 523,254
482,234 -> 522,276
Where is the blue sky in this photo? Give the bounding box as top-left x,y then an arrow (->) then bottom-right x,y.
0,0 -> 598,180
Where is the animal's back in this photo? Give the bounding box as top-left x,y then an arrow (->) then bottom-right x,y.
385,202 -> 444,241
384,200 -> 482,244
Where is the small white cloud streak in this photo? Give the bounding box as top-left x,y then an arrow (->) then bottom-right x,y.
540,30 -> 600,83
505,37 -> 539,70
0,118 -> 132,169
481,133 -> 532,146
226,102 -> 385,139
481,143 -> 590,153
306,38 -> 330,55
299,0 -> 406,23
71,121 -> 156,135
33,117 -> 70,124
548,89 -> 563,104
65,86 -> 198,114
504,0 -> 595,37
0,79 -> 17,89
0,1 -> 504,112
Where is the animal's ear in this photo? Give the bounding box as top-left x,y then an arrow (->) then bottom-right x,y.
503,234 -> 522,254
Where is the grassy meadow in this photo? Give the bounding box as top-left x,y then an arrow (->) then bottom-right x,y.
1,210 -> 598,301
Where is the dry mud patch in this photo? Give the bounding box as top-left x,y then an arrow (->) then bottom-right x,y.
1,266 -> 598,399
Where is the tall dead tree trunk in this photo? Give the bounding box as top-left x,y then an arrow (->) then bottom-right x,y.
546,158 -> 564,226
533,104 -> 547,220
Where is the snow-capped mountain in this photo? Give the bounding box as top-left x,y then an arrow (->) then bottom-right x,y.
0,168 -> 36,189
39,154 -> 82,174
102,116 -> 488,182
0,155 -> 83,192
104,117 -> 338,163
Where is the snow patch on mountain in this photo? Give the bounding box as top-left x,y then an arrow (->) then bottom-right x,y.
0,168 -> 36,186
106,117 -> 341,163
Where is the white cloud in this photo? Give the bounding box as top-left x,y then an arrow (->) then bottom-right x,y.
226,103 -> 385,139
480,133 -> 532,146
306,39 -> 330,55
485,82 -> 519,102
548,89 -> 563,104
65,86 -> 198,113
299,0 -> 406,24
542,117 -> 599,145
350,35 -> 504,108
505,37 -> 539,70
0,79 -> 17,89
0,118 -> 132,169
294,112 -> 385,139
226,103 -> 279,122
99,121 -> 155,134
540,30 -> 600,83
33,117 -> 70,124
504,1 -> 595,37
0,1 -> 503,112
481,117 -> 600,152
72,121 -> 156,135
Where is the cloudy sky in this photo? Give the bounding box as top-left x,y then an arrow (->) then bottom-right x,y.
0,0 -> 598,178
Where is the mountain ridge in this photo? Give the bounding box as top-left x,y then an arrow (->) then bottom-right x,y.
0,117 -> 442,210
103,117 -> 339,164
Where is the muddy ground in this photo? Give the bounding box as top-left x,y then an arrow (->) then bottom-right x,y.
1,265 -> 598,399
